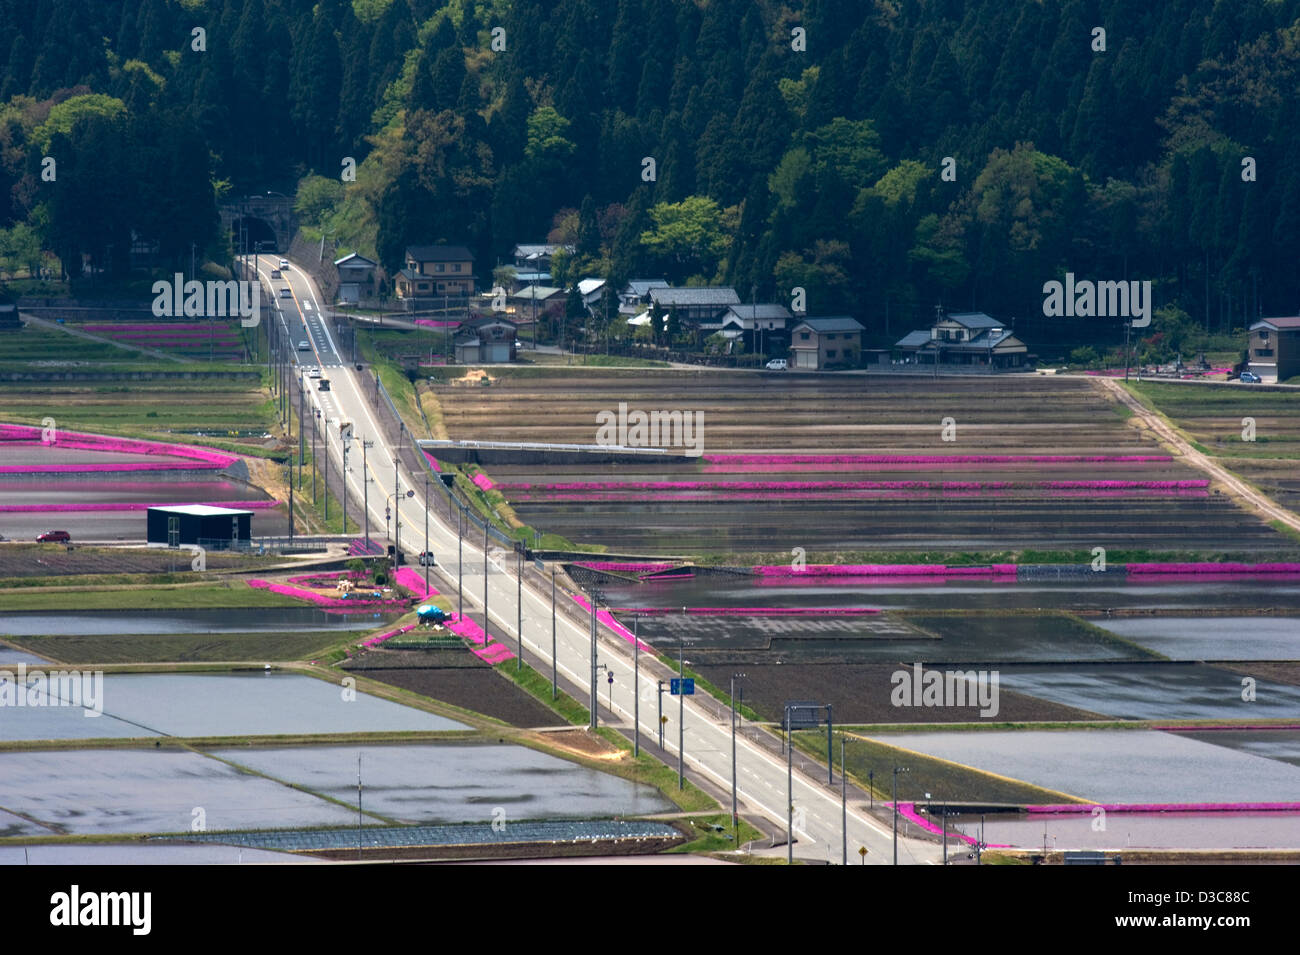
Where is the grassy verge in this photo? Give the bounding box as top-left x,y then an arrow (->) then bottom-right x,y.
666,813 -> 764,853
493,657 -> 590,725
591,727 -> 717,813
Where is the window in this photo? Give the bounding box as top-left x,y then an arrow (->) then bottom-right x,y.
800,332 -> 810,341
1256,348 -> 1274,357
827,349 -> 837,359
453,264 -> 461,272
1258,329 -> 1270,340
435,263 -> 445,272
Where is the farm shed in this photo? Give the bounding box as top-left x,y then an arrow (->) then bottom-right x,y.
146,504 -> 252,547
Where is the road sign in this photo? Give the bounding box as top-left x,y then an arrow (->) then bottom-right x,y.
670,678 -> 694,696
784,700 -> 822,730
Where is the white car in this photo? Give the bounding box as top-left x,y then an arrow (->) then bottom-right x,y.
766,358 -> 788,370
279,259 -> 290,270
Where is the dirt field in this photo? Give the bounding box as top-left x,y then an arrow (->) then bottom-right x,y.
431,370 -> 1287,555
342,648 -> 564,727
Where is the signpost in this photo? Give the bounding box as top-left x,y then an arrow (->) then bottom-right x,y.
670,678 -> 695,695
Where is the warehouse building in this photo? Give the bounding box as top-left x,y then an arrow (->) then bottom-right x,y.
146,504 -> 253,547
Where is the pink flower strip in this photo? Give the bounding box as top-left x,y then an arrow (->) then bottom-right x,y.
1128,562 -> 1300,575
394,566 -> 439,598
0,500 -> 277,513
755,564 -> 1020,577
361,623 -> 418,648
702,453 -> 1173,465
471,472 -> 495,492
246,578 -> 406,611
611,607 -> 880,616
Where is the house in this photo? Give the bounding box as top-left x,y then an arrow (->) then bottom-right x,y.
894,310 -> 1028,370
619,279 -> 671,313
577,278 -> 607,309
333,252 -> 377,305
395,245 -> 476,299
507,285 -> 565,323
0,303 -> 19,332
1248,316 -> 1300,382
789,316 -> 865,370
454,315 -> 517,363
512,243 -> 573,273
648,286 -> 741,327
720,304 -> 793,349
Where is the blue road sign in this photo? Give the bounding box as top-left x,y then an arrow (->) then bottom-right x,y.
670,678 -> 695,696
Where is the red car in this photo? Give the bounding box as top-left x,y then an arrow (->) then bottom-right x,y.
36,530 -> 71,543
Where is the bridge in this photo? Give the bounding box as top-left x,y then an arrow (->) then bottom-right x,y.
219,193 -> 297,255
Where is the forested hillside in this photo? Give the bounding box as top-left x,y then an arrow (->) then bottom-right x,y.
3,0 -> 1300,350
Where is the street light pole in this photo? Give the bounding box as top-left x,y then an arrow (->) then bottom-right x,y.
516,544 -> 522,671
786,704 -> 793,865
893,765 -> 909,865
589,590 -> 599,730
841,737 -> 847,866
730,672 -> 744,840
677,638 -> 684,790
423,473 -> 429,595
361,440 -> 372,547
483,521 -> 488,643
657,681 -> 665,750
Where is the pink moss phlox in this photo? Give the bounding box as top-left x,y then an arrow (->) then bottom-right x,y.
246,578 -> 405,611
394,566 -> 439,598
0,500 -> 277,513
471,472 -> 495,491
702,453 -> 1173,465
361,623 -> 418,648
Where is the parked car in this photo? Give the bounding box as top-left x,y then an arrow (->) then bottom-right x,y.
1240,371 -> 1262,383
36,530 -> 71,543
418,551 -> 435,566
766,358 -> 788,370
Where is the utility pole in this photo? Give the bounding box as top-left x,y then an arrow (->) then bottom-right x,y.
392,465 -> 398,558
893,765 -> 909,865
483,521 -> 489,643
361,440 -> 373,547
341,438 -> 349,535
298,378 -> 304,489
516,544 -> 522,671
550,569 -> 557,700
288,451 -> 294,541
588,590 -> 599,730
457,505 -> 463,620
731,672 -> 744,843
311,412 -> 317,505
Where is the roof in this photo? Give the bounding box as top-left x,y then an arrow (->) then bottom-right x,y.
649,287 -> 741,306
943,329 -> 1024,351
941,311 -> 1002,330
512,271 -> 551,283
333,252 -> 376,268
627,311 -> 652,326
512,243 -> 573,259
511,286 -> 563,300
406,245 -> 474,262
577,278 -> 606,296
792,315 -> 864,333
1251,316 -> 1300,330
146,504 -> 254,517
895,330 -> 933,348
724,304 -> 793,322
396,267 -> 422,280
622,279 -> 671,297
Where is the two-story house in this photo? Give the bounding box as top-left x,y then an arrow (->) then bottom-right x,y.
1248,316 -> 1300,382
395,245 -> 476,299
789,316 -> 865,369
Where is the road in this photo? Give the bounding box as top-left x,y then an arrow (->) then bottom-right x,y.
264,256 -> 940,864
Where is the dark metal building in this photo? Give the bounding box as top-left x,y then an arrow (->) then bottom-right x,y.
146,505 -> 252,547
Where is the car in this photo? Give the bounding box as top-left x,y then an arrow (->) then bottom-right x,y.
308,369 -> 322,379
280,287 -> 293,299
418,551 -> 435,566
270,268 -> 282,279
1240,371 -> 1262,383
765,358 -> 788,370
36,530 -> 71,543
317,378 -> 331,391
279,259 -> 290,270
298,341 -> 311,350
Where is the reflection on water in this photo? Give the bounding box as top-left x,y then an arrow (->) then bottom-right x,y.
2,608 -> 386,636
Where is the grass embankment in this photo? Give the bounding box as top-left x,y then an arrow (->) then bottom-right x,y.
651,653 -> 763,723
790,730 -> 1090,806
1,631 -> 353,665
0,581 -> 305,612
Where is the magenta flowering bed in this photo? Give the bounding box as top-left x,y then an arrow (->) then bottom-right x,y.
361,623 -> 418,648
413,319 -> 460,329
1127,562 -> 1300,576
394,566 -> 439,598
471,472 -> 495,492
574,561 -> 677,574
755,564 -> 1019,577
286,571 -> 372,588
570,593 -> 653,651
0,423 -> 238,473
444,612 -> 516,664
246,578 -> 408,611
609,606 -> 880,616
0,499 -> 277,513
